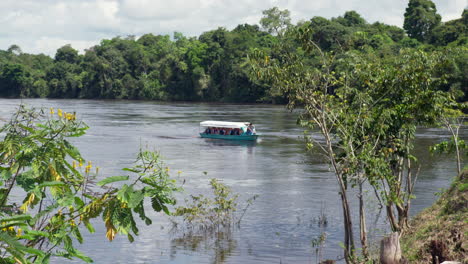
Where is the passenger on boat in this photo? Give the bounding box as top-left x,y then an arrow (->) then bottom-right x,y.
204,127 -> 212,134
246,123 -> 256,135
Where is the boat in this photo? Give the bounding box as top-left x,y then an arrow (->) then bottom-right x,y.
199,121 -> 259,141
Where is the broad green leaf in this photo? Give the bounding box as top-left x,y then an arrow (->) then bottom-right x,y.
122,168 -> 140,173
97,176 -> 129,186
1,169 -> 12,180
117,184 -> 132,204
36,181 -> 65,189
74,196 -> 85,208
0,214 -> 32,223
128,191 -> 145,209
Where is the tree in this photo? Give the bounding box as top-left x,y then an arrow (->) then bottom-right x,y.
403,0 -> 441,42
307,17 -> 351,51
7,45 -> 22,55
248,24 -> 454,262
260,7 -> 291,36
336,11 -> 367,27
55,45 -> 79,64
0,106 -> 179,263
0,63 -> 30,97
429,10 -> 468,46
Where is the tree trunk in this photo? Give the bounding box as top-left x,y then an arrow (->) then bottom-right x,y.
380,232 -> 401,264
359,181 -> 369,259
338,186 -> 354,263
386,204 -> 399,232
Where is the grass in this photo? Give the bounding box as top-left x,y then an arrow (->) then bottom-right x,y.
400,170 -> 468,263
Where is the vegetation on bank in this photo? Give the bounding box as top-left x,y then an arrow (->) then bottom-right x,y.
401,170 -> 467,263
246,1 -> 466,263
0,106 -> 255,263
0,1 -> 466,103
0,106 -> 180,263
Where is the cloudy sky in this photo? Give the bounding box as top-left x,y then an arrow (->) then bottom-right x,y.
0,0 -> 466,56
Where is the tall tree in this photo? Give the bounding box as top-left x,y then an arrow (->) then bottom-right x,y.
403,0 -> 441,42
260,7 -> 291,36
55,45 -> 79,64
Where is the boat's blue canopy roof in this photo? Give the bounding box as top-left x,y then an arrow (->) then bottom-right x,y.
200,121 -> 249,128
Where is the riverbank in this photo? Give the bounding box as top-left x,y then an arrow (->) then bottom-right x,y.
401,170 -> 467,263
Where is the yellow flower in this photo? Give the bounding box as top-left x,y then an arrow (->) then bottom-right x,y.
17,228 -> 22,237
79,160 -> 83,167
72,161 -> 77,169
58,109 -> 63,117
177,170 -> 182,174
50,107 -> 54,115
85,161 -> 92,174
65,112 -> 76,121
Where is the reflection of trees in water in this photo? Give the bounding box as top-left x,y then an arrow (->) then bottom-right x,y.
170,229 -> 238,264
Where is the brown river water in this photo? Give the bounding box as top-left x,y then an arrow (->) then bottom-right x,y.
0,99 -> 464,263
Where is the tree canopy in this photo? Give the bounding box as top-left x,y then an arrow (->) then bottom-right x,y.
0,4 -> 466,103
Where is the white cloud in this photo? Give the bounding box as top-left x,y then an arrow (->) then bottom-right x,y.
119,0 -> 201,20
0,0 -> 465,56
33,37 -> 99,56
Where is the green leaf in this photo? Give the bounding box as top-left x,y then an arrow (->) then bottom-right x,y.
84,220 -> 95,233
122,168 -> 140,173
151,196 -> 170,215
0,231 -> 45,259
117,184 -> 131,204
128,191 -> 145,209
74,196 -> 85,208
70,248 -> 93,263
0,214 -> 32,223
16,171 -> 36,192
36,181 -> 65,189
63,140 -> 82,160
0,169 -> 12,180
36,253 -> 51,264
97,176 -> 129,186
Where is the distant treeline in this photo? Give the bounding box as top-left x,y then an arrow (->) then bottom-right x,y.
0,2 -> 466,103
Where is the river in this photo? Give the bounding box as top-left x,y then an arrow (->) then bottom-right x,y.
0,99 -> 463,263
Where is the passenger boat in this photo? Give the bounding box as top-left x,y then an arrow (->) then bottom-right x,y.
199,121 -> 259,141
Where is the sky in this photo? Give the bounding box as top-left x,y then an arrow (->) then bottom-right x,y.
0,0 -> 466,56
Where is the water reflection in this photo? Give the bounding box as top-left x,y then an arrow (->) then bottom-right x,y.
170,230 -> 238,264
0,99 -> 465,264
201,138 -> 258,147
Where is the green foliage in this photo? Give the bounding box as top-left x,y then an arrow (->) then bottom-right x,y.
0,5 -> 465,103
431,137 -> 466,156
173,178 -> 257,232
403,0 -> 441,42
0,106 -> 179,263
260,7 -> 292,36
248,23 -> 461,261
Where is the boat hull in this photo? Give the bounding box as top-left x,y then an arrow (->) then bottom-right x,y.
200,133 -> 259,141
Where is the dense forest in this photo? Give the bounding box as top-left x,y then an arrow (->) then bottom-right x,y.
0,1 -> 466,103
